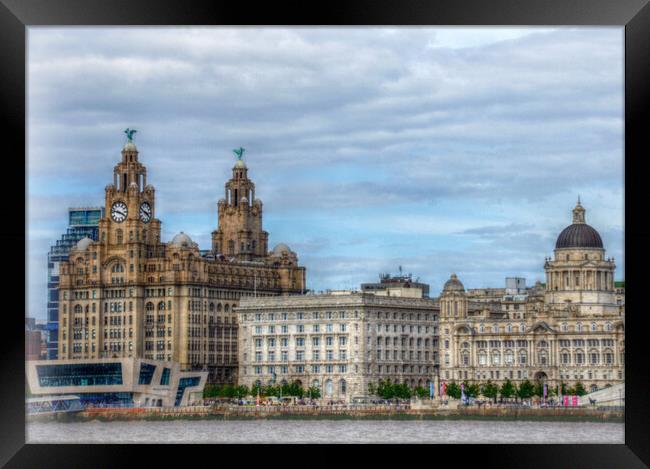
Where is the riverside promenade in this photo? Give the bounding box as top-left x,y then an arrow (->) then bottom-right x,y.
40,403 -> 623,423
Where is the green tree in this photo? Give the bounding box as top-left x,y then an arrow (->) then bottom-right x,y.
482,380 -> 499,402
203,384 -> 221,399
445,381 -> 461,399
395,383 -> 413,399
559,382 -> 568,395
306,386 -> 321,399
517,379 -> 535,400
251,383 -> 264,397
573,381 -> 587,396
464,381 -> 480,398
377,379 -> 394,399
414,386 -> 429,399
500,379 -> 516,400
533,381 -> 544,398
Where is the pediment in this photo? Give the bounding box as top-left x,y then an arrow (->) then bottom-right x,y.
529,321 -> 555,334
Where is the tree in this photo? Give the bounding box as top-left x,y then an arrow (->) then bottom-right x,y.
395,383 -> 413,399
446,381 -> 461,399
464,381 -> 480,398
251,383 -> 263,397
517,380 -> 535,400
533,381 -> 544,398
573,381 -> 587,396
377,379 -> 394,399
306,386 -> 321,399
236,385 -> 249,398
482,380 -> 499,402
414,386 -> 429,399
203,384 -> 221,399
500,379 -> 516,400
559,382 -> 568,395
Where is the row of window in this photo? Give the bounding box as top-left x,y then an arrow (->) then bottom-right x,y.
254,350 -> 349,362
253,364 -> 348,375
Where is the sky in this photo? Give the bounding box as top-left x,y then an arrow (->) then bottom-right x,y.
26,27 -> 624,321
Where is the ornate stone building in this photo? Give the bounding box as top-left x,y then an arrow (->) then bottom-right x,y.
438,201 -> 624,393
57,134 -> 306,384
237,288 -> 439,402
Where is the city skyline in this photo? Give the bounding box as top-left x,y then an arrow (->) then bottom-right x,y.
27,27 -> 624,320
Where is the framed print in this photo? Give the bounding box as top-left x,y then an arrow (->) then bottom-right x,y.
3,0 -> 649,465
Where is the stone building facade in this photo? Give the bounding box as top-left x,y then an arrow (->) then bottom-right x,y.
237,291 -> 439,402
438,201 -> 625,393
57,135 -> 306,384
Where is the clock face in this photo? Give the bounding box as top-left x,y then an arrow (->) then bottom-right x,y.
139,202 -> 152,223
110,201 -> 128,223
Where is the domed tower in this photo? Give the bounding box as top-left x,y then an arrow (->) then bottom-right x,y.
211,149 -> 269,261
439,273 -> 468,319
544,199 -> 617,313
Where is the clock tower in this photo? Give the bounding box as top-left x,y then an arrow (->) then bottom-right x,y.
99,130 -> 162,251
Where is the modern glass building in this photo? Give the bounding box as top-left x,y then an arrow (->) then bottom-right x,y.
26,358 -> 207,407
46,207 -> 104,359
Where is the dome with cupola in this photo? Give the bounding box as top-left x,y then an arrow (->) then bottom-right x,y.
171,232 -> 194,248
443,273 -> 465,292
555,199 -> 603,249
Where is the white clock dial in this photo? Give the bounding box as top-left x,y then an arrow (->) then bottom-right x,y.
139,202 -> 152,223
110,201 -> 128,223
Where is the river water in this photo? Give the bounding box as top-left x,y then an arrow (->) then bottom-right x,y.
27,420 -> 624,444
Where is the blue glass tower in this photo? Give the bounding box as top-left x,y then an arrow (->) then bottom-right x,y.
46,207 -> 104,359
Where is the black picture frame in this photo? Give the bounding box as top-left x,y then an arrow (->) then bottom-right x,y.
3,0 -> 648,465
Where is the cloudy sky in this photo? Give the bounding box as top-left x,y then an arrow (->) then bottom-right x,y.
27,27 -> 624,320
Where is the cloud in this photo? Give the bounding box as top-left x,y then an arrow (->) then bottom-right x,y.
26,27 -> 624,319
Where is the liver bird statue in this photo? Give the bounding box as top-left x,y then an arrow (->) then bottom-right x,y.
233,147 -> 245,160
124,128 -> 137,142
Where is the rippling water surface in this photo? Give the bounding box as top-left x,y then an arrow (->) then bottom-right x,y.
27,419 -> 624,444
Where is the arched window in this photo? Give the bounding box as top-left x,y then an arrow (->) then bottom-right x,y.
605,322 -> 612,331
146,302 -> 154,311
506,324 -> 512,333
325,379 -> 333,396
589,350 -> 600,364
519,351 -> 527,365
505,350 -> 514,365
591,322 -> 597,332
157,301 -> 165,311
603,349 -> 614,365
74,304 -> 82,313
492,324 -> 498,333
538,350 -> 547,365
561,350 -> 571,364
561,322 -> 568,332
224,304 -> 230,313
575,350 -> 585,365
217,303 -> 222,312
478,351 -> 487,366
491,351 -> 500,365
576,323 -> 582,332
339,379 -> 347,395
209,303 -> 215,312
